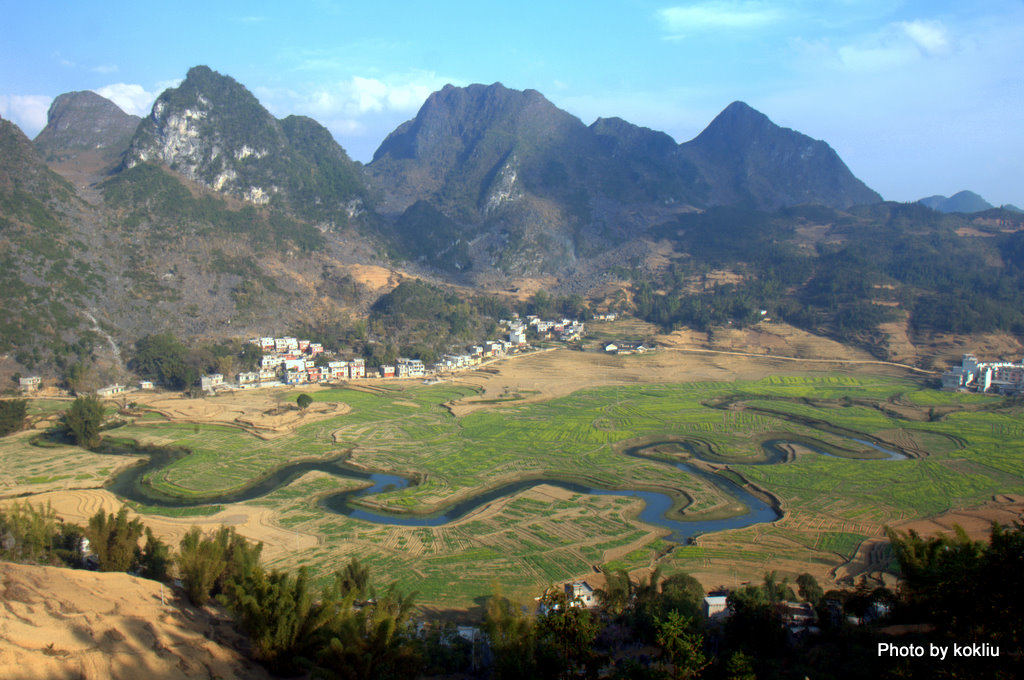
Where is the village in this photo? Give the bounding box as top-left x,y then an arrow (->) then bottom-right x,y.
18,314 -> 588,396
219,314 -> 586,392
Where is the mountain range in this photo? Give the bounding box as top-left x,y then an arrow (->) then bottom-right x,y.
2,64 -> 1023,382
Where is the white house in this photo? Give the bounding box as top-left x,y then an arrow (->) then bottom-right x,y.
19,376 -> 41,391
704,595 -> 729,619
96,384 -> 126,398
200,374 -> 224,391
565,581 -> 596,607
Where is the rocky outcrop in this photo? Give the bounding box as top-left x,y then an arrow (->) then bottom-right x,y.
33,90 -> 140,166
124,66 -> 369,226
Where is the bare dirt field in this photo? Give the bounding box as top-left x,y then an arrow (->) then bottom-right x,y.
0,561 -> 269,680
131,387 -> 349,438
344,263 -> 405,294
447,342 -> 923,417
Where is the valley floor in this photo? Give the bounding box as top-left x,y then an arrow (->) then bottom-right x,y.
3,341 -> 1024,613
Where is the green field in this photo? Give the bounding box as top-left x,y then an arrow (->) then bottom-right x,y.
3,372 -> 1023,608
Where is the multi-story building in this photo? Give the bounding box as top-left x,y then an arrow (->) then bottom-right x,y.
942,353 -> 1024,395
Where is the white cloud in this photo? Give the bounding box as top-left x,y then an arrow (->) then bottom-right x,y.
0,94 -> 52,137
804,18 -> 956,73
835,42 -> 914,71
92,80 -> 179,117
900,19 -> 951,56
657,2 -> 784,36
307,73 -> 454,117
253,71 -> 460,162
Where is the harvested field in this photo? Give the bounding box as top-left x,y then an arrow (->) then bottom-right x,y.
131,387 -> 348,438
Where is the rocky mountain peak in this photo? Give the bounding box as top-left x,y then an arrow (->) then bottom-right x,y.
372,82 -> 568,165
679,101 -> 882,210
121,65 -> 368,223
33,91 -> 140,162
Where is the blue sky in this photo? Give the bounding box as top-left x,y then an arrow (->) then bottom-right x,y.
2,1 -> 1022,206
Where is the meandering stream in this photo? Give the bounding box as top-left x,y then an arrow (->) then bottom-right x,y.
102,434 -> 906,543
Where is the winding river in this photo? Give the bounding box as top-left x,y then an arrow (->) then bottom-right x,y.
101,434 -> 906,544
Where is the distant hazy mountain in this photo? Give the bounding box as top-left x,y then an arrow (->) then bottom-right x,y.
124,65 -> 370,226
33,90 -> 140,166
678,101 -> 882,210
918,191 -> 994,214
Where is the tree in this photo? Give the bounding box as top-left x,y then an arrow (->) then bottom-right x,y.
484,591 -> 537,680
140,527 -> 171,581
0,399 -> 28,436
132,333 -> 197,390
0,501 -> 64,563
796,572 -> 824,606
654,610 -> 708,679
238,342 -> 263,371
296,393 -> 313,411
62,394 -> 105,449
659,573 -> 705,621
761,570 -> 795,604
595,567 -> 632,617
722,651 -> 757,680
177,527 -> 228,605
318,582 -> 421,679
535,588 -> 602,679
85,507 -> 144,572
177,526 -> 263,606
229,566 -> 343,675
335,556 -> 370,599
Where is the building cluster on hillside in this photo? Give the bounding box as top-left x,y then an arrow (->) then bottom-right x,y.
503,315 -> 585,344
941,353 -> 1024,395
19,314 -> 584,397
193,316 -> 583,392
243,336 -> 367,388
603,341 -> 654,355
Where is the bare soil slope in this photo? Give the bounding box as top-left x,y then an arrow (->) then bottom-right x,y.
0,561 -> 269,680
